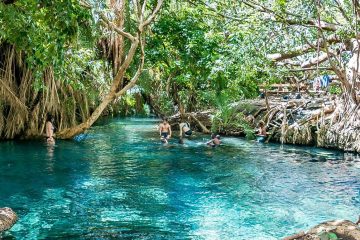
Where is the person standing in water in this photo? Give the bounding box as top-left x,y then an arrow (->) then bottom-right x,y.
256,120 -> 267,143
159,118 -> 172,143
257,120 -> 267,136
46,113 -> 55,144
179,116 -> 192,138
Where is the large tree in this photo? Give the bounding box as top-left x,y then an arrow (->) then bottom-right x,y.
192,0 -> 360,150
0,0 -> 99,139
56,0 -> 164,139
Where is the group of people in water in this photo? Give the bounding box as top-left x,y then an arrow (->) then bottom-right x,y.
45,113 -> 267,146
158,117 -> 267,145
158,117 -> 222,147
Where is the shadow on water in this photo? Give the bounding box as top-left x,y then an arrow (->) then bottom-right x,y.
0,118 -> 359,239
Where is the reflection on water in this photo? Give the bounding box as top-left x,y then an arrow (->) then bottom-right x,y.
0,118 -> 359,239
46,143 -> 55,172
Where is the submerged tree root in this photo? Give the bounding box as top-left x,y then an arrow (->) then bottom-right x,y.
243,97 -> 360,152
177,97 -> 360,153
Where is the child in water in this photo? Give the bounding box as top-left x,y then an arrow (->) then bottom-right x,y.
207,134 -> 221,147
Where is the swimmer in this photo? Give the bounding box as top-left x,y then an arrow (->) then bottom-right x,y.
207,134 -> 221,147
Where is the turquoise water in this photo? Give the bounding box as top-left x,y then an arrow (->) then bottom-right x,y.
0,118 -> 359,239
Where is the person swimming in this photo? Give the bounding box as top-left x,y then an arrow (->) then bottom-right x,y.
207,134 -> 221,147
159,118 -> 172,143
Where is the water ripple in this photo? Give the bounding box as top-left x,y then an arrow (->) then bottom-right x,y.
0,118 -> 359,239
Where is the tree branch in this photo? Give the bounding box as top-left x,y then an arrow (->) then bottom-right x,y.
99,12 -> 136,42
300,49 -> 341,68
115,35 -> 145,98
288,67 -> 333,72
243,0 -> 338,31
141,0 -> 164,29
267,34 -> 341,62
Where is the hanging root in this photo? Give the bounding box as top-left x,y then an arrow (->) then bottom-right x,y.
0,42 -> 100,140
256,96 -> 360,151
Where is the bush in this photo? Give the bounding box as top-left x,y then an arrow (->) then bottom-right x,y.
211,105 -> 255,139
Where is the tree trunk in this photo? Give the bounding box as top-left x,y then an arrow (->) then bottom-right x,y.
56,0 -> 164,139
190,114 -> 211,133
57,93 -> 116,138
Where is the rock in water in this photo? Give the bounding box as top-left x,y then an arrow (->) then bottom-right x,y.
0,207 -> 18,232
284,219 -> 360,240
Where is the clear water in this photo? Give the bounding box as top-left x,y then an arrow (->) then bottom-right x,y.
0,118 -> 359,240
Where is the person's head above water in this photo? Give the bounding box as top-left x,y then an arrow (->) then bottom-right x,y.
258,120 -> 265,127
216,135 -> 220,139
211,133 -> 216,139
162,118 -> 168,124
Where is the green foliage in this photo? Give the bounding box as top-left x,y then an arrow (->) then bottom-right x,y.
142,2 -> 273,114
211,105 -> 255,140
0,0 -> 95,83
1,0 -> 356,126
329,85 -> 342,95
211,92 -> 255,139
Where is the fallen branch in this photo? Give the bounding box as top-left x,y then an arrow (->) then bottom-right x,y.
253,107 -> 268,118
265,126 -> 278,143
189,114 -> 211,133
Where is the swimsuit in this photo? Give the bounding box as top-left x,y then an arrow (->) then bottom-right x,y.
257,136 -> 266,143
182,123 -> 192,136
161,132 -> 169,138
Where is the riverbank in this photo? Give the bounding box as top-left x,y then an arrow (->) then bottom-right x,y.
170,95 -> 360,153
